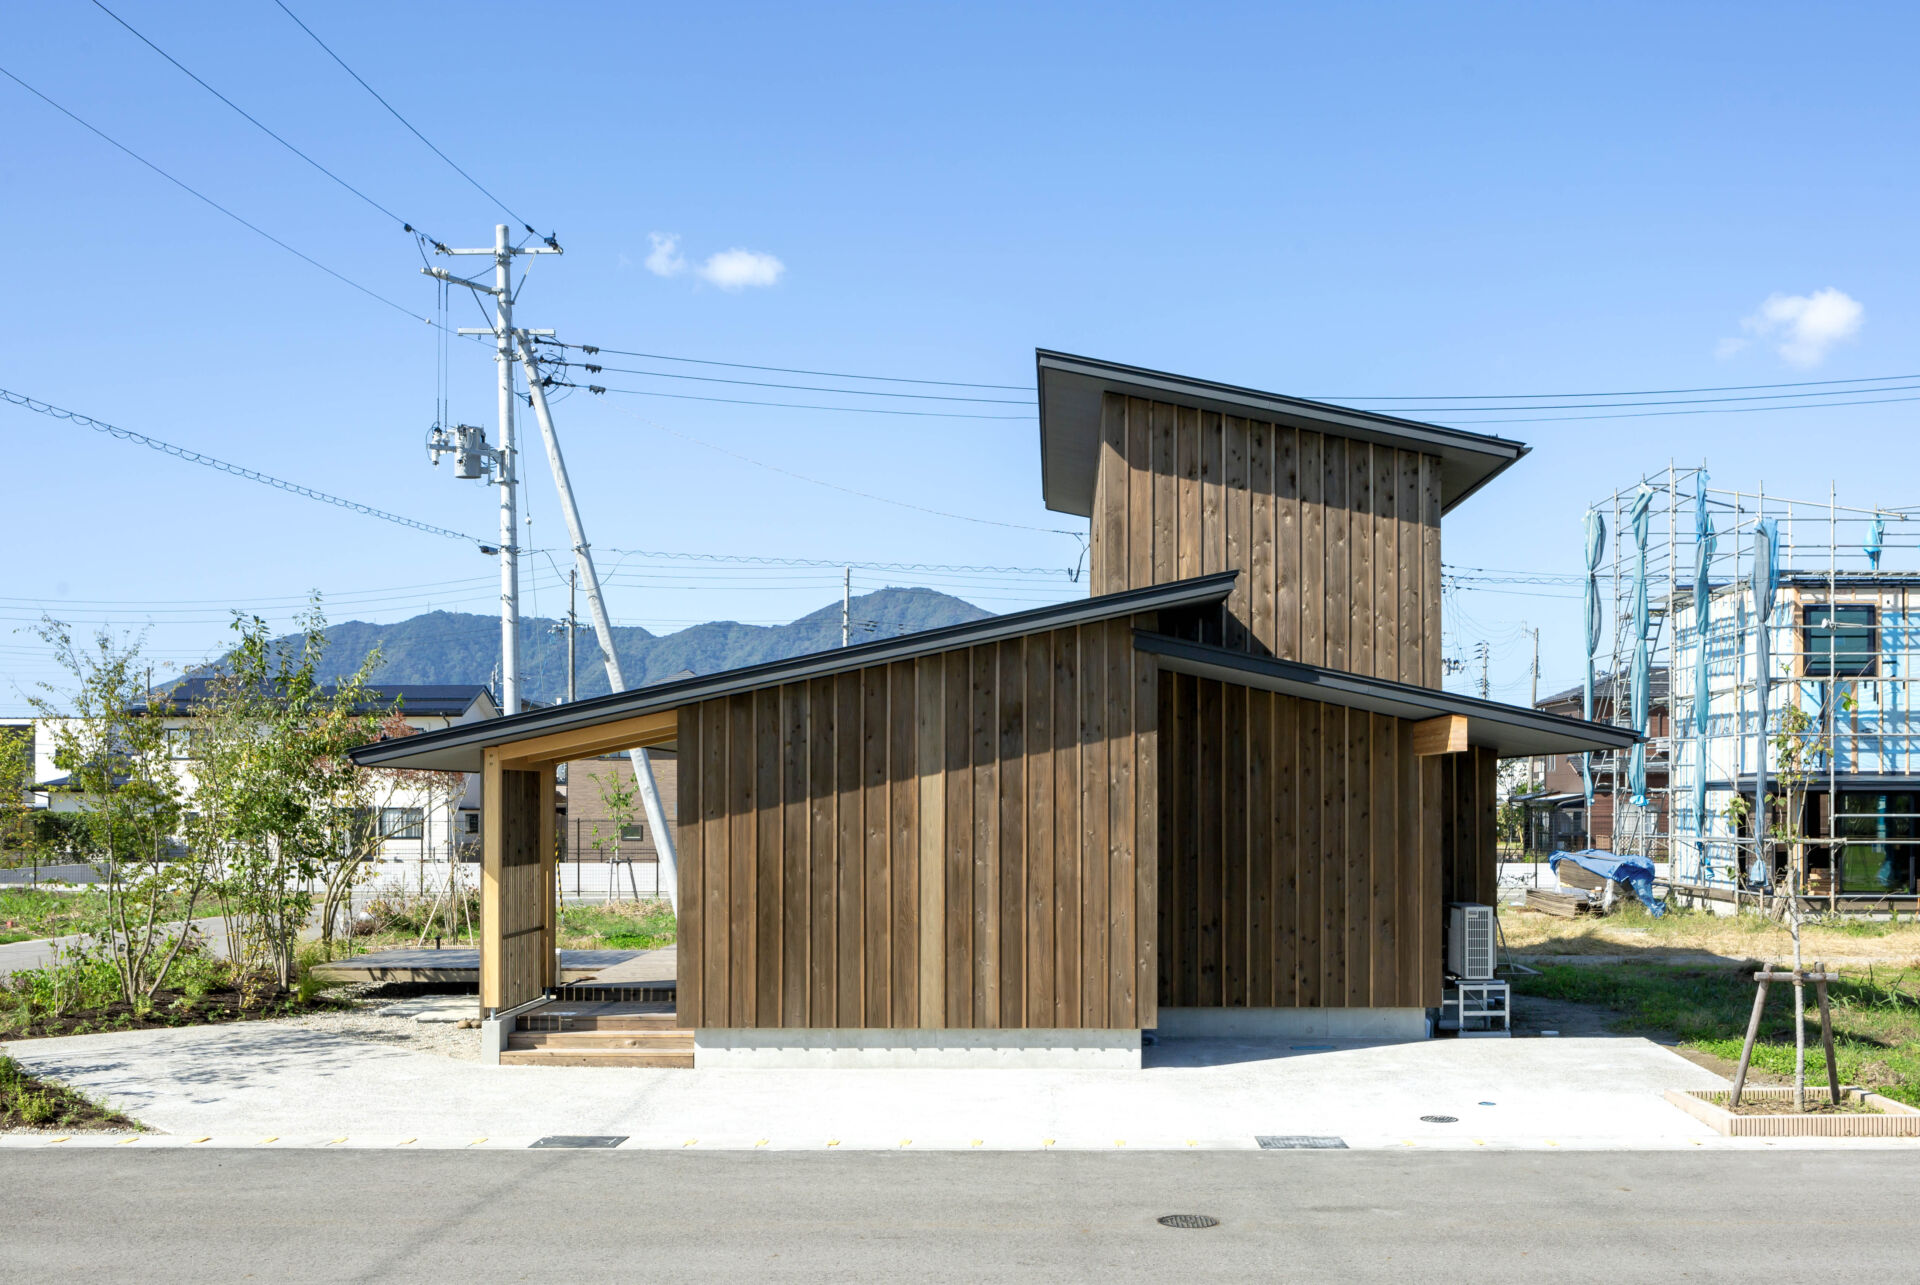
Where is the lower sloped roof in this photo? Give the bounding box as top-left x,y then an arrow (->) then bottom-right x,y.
350,573 -> 1238,772
1134,632 -> 1638,758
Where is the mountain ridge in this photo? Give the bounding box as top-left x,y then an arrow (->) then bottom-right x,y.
235,586 -> 996,705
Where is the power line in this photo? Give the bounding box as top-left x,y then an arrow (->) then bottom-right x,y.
271,0 -> 547,241
1326,370 -> 1920,401
578,381 -> 1033,421
1345,381 -> 1920,415
552,359 -> 1033,405
1446,392 -> 1920,427
602,547 -> 1075,577
88,0 -> 445,249
0,62 -> 436,328
593,400 -> 1080,536
2,389 -> 486,546
540,339 -> 1028,391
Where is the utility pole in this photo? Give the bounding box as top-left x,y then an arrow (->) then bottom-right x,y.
1475,640 -> 1491,699
842,567 -> 851,647
425,225 -> 562,717
1527,624 -> 1542,790
564,569 -> 578,704
516,333 -> 679,912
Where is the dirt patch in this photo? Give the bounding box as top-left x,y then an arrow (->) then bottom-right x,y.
4,985 -> 353,1042
0,1053 -> 139,1131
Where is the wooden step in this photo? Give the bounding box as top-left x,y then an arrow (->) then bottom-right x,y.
498,1047 -> 694,1069
518,1012 -> 681,1033
508,1030 -> 692,1051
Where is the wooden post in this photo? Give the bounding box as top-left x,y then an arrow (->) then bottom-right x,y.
1729,977 -> 1769,1107
480,746 -> 504,1013
1814,960 -> 1841,1107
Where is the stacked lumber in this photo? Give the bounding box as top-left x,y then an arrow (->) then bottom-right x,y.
1525,888 -> 1596,918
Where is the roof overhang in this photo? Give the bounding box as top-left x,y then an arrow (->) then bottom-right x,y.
350,573 -> 1238,773
1036,349 -> 1529,518
1134,632 -> 1639,759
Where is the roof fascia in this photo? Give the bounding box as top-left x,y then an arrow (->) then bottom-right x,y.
1133,631 -> 1638,758
351,573 -> 1238,772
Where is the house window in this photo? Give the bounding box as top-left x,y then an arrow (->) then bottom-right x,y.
1803,605 -> 1876,678
164,727 -> 197,759
619,823 -> 647,843
1836,791 -> 1917,894
380,807 -> 425,841
462,812 -> 479,835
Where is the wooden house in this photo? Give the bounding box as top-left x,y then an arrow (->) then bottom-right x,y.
351,351 -> 1634,1067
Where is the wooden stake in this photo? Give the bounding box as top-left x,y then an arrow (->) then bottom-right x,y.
1730,978 -> 1770,1107
1814,960 -> 1841,1107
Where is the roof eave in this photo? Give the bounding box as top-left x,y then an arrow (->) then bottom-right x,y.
350,573 -> 1239,773
1133,632 -> 1639,758
1036,349 -> 1529,519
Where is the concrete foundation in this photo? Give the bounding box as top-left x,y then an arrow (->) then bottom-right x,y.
1153,1007 -> 1430,1041
693,1027 -> 1142,1069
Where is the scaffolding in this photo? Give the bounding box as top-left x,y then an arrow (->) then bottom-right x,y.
1575,465 -> 1920,908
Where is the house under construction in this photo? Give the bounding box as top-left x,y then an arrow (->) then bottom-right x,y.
1552,467 -> 1920,908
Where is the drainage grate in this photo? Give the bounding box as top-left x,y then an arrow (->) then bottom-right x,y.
1256,1135 -> 1348,1149
530,1135 -> 628,1149
1419,1115 -> 1458,1124
1157,1214 -> 1220,1230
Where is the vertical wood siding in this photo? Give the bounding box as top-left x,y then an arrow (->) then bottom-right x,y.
1157,674 -> 1446,1010
675,617 -> 1158,1030
1090,392 -> 1444,687
481,760 -> 552,1012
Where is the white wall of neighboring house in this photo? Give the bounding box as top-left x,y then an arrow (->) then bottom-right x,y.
26,686 -> 500,875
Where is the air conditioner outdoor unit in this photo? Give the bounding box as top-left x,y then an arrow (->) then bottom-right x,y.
1447,903 -> 1497,980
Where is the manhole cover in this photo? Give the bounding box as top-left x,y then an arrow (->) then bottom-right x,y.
1256,1135 -> 1348,1149
1157,1214 -> 1220,1230
1420,1116 -> 1458,1124
530,1135 -> 628,1149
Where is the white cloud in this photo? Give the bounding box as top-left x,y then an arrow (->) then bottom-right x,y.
645,232 -> 686,278
696,247 -> 785,291
1714,336 -> 1749,360
1733,287 -> 1863,367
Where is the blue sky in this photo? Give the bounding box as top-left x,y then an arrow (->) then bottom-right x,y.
5,1 -> 1917,713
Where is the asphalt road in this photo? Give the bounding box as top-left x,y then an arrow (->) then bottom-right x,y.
5,1149 -> 1917,1282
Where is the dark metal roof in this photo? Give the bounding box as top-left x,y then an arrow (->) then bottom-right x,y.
136,680 -> 495,718
351,574 -> 1239,773
1134,632 -> 1640,759
1539,667 -> 1670,711
1035,349 -> 1530,519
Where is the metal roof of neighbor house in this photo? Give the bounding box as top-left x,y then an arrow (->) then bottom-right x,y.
1035,349 -> 1531,519
1134,632 -> 1639,759
350,573 -> 1239,772
136,680 -> 496,718
1538,667 -> 1670,711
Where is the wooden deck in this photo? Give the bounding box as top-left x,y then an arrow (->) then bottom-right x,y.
311,947 -> 661,986
503,999 -> 693,1068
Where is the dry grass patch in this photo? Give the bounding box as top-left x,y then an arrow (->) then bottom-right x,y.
1501,901 -> 1920,962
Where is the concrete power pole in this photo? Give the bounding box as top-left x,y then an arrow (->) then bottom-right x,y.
516,335 -> 679,912
426,225 -> 561,717
842,567 -> 851,647
565,569 -> 578,705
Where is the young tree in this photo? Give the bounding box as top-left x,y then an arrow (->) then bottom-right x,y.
0,724 -> 37,871
29,621 -> 206,1006
193,605 -> 391,989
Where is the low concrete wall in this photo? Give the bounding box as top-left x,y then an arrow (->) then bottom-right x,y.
1153,1007 -> 1430,1041
693,1028 -> 1142,1070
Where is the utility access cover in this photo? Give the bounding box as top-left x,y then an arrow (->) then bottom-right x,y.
1255,1135 -> 1348,1149
530,1135 -> 628,1149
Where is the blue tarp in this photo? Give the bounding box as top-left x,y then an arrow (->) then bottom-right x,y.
1550,848 -> 1666,916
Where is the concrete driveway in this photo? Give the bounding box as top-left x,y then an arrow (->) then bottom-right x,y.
0,1019 -> 1804,1152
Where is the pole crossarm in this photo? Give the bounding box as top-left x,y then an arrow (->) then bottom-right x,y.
422,266 -> 501,295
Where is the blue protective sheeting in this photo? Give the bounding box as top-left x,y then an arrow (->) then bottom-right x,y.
1550,849 -> 1666,916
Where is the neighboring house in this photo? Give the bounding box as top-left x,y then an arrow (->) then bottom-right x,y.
32,683 -> 499,869
357,348 -> 1631,1068
560,750 -> 680,896
1521,668 -> 1670,856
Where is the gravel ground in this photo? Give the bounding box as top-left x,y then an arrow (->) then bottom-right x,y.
255,986 -> 481,1062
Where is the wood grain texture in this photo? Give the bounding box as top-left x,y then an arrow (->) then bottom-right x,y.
1077,399 -> 1444,686
675,619 -> 1152,1031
